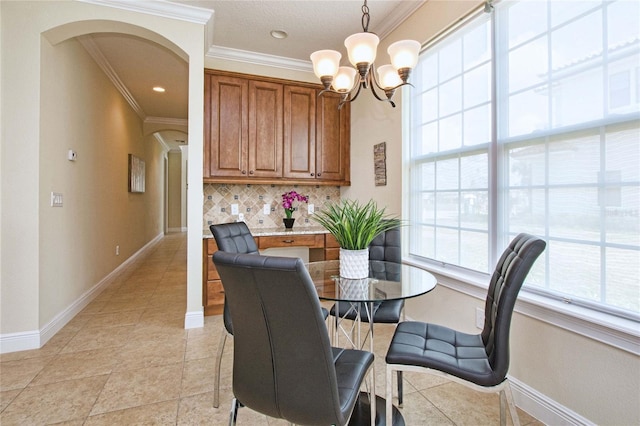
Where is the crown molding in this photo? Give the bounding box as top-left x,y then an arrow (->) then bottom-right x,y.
145,116 -> 188,127
77,0 -> 213,25
373,0 -> 427,40
77,35 -> 146,120
206,45 -> 313,73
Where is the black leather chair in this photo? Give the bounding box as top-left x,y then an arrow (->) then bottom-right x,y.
384,233 -> 546,426
209,222 -> 329,409
330,226 -> 404,336
209,222 -> 260,409
213,251 -> 375,426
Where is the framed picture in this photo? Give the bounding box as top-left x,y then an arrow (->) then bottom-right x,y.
128,154 -> 145,193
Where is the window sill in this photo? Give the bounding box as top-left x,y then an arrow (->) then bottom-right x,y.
404,257 -> 640,355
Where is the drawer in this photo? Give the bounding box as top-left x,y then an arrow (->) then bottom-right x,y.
324,247 -> 340,260
206,280 -> 225,306
258,234 -> 324,249
325,234 -> 339,248
207,239 -> 218,254
206,256 -> 220,280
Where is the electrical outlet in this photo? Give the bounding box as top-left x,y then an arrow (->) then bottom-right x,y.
476,307 -> 484,329
231,204 -> 239,215
116,245 -> 120,256
238,213 -> 244,221
263,204 -> 270,215
308,203 -> 314,214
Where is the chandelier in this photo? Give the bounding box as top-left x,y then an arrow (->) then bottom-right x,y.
310,0 -> 420,108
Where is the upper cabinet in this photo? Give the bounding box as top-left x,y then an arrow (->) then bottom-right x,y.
204,69 -> 350,186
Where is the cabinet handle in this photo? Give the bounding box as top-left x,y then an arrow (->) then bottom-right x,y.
317,173 -> 321,177
249,170 -> 254,175
283,239 -> 294,243
310,173 -> 314,177
242,170 -> 247,174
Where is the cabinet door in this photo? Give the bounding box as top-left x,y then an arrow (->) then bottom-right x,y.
248,80 -> 283,178
206,74 -> 249,177
316,91 -> 350,182
283,85 -> 316,179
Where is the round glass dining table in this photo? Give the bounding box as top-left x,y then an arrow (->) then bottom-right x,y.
305,259 -> 437,426
306,259 -> 437,303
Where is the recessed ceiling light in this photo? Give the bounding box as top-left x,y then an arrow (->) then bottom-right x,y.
270,30 -> 288,39
153,86 -> 166,93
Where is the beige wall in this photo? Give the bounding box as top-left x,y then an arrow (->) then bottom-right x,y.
38,35 -> 166,323
0,1 -> 205,341
168,151 -> 183,229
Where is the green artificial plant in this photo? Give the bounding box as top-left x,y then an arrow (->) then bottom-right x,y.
313,199 -> 401,250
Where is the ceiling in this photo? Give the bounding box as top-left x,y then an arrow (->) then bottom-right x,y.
81,0 -> 425,150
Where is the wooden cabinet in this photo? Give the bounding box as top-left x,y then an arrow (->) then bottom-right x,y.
248,80 -> 283,178
204,74 -> 247,178
324,234 -> 340,260
283,85 -> 316,179
203,238 -> 225,316
204,74 -> 282,178
316,91 -> 350,182
204,69 -> 350,186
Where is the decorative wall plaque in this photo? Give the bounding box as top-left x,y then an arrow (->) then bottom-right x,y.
374,142 -> 387,186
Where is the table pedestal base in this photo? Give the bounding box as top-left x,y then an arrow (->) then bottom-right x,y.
349,392 -> 404,426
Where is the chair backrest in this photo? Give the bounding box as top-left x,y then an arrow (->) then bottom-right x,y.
482,233 -> 546,380
369,225 -> 401,263
209,222 -> 259,255
209,222 -> 259,334
212,251 -> 348,425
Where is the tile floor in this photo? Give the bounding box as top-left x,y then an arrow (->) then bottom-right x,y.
0,232 -> 542,425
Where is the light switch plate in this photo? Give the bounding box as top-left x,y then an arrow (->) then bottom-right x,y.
263,204 -> 270,215
308,204 -> 314,214
231,204 -> 239,215
51,192 -> 63,207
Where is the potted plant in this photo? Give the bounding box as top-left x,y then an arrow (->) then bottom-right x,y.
281,190 -> 308,229
313,199 -> 400,278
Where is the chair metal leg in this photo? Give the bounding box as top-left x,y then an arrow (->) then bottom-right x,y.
386,365 -> 394,426
214,329 -> 229,408
229,398 -> 240,426
503,382 -> 521,426
397,371 -> 403,407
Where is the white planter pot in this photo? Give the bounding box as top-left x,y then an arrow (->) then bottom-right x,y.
339,248 -> 369,279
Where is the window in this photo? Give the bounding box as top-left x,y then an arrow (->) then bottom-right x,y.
407,0 -> 640,319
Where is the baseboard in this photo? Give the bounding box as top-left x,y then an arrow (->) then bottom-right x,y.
184,308 -> 204,329
0,233 -> 164,354
167,227 -> 187,233
510,376 -> 595,425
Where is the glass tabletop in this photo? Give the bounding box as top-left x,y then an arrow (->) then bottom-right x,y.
306,260 -> 437,303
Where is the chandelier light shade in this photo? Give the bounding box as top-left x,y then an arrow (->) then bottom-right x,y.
310,0 -> 420,108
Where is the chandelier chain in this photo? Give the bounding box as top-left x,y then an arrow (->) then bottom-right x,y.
361,0 -> 370,32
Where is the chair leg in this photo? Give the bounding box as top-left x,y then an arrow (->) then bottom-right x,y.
213,330 -> 228,408
229,398 -> 240,426
386,365 -> 394,426
503,382 -> 521,426
397,371 -> 403,407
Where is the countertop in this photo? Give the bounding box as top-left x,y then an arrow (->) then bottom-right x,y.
203,225 -> 329,239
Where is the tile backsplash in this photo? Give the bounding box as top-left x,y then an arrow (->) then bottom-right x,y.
203,184 -> 340,230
